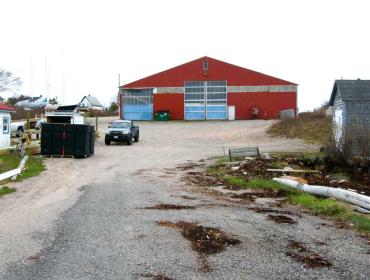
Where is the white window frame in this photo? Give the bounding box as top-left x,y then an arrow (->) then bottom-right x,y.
3,116 -> 10,134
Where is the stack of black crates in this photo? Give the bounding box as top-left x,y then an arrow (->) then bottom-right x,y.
41,124 -> 95,158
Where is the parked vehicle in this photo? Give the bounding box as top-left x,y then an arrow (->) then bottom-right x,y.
105,120 -> 139,145
11,121 -> 26,136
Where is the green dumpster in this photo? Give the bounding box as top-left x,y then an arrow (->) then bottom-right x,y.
154,111 -> 171,121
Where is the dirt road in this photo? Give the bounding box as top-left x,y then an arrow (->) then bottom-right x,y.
0,119 -> 368,279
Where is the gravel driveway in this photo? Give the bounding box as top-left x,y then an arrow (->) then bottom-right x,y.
0,119 -> 368,279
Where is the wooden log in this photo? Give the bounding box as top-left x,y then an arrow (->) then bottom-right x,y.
267,167 -> 320,173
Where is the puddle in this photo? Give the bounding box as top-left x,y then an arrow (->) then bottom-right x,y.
156,220 -> 240,272
145,204 -> 195,210
267,215 -> 297,224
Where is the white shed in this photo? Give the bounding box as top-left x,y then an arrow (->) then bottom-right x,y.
0,105 -> 16,148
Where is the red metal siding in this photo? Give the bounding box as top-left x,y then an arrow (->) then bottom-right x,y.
120,56 -> 297,120
153,94 -> 184,120
227,92 -> 297,120
122,57 -> 295,88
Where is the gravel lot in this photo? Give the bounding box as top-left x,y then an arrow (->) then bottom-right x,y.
0,118 -> 369,279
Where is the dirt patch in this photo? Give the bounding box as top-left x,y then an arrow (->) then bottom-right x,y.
156,220 -> 240,272
247,207 -> 298,216
145,204 -> 195,210
230,189 -> 289,201
288,240 -> 307,252
140,272 -> 174,280
230,192 -> 256,202
25,255 -> 40,262
333,219 -> 352,230
223,185 -> 243,190
267,215 -> 297,224
224,155 -> 370,196
131,169 -> 151,176
315,241 -> 328,246
184,173 -> 224,188
180,195 -> 197,200
305,173 -> 370,196
176,162 -> 205,171
186,171 -> 204,176
286,240 -> 331,268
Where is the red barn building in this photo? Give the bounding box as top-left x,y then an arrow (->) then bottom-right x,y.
119,56 -> 297,120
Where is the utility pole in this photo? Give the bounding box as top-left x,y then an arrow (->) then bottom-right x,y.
62,53 -> 65,105
30,56 -> 34,96
45,56 -> 48,99
117,73 -> 121,103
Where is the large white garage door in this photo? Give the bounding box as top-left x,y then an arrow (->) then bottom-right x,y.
184,81 -> 227,120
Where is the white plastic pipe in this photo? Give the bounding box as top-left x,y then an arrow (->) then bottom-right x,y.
273,178 -> 370,211
10,155 -> 29,181
0,169 -> 21,181
18,155 -> 29,171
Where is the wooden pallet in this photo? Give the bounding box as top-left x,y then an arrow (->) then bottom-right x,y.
44,155 -> 76,158
43,154 -> 89,159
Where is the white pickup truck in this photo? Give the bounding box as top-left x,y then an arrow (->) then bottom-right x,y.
11,118 -> 46,136
11,121 -> 26,135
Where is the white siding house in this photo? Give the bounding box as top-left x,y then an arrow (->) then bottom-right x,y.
0,105 -> 16,148
79,95 -> 103,111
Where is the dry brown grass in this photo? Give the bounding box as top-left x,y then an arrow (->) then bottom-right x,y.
267,111 -> 331,144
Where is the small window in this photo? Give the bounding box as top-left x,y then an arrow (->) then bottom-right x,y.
3,117 -> 9,134
203,60 -> 208,71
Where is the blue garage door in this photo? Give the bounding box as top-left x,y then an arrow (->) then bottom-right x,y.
122,89 -> 153,120
185,81 -> 227,120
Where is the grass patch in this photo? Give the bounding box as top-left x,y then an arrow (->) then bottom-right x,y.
345,214 -> 370,233
224,175 -> 249,188
221,173 -> 370,233
289,192 -> 370,233
246,179 -> 287,190
0,154 -> 20,173
267,111 -> 331,144
224,176 -> 287,190
0,154 -> 45,184
16,156 -> 45,181
288,193 -> 348,216
0,186 -> 16,197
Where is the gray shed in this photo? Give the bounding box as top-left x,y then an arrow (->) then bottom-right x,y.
329,79 -> 370,157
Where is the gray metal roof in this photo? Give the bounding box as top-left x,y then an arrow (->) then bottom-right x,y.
329,79 -> 370,105
80,95 -> 103,107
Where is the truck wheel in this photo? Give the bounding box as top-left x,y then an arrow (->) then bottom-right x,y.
17,127 -> 24,137
127,137 -> 132,145
134,133 -> 139,142
105,139 -> 111,145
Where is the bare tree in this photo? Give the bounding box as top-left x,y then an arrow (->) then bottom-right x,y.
0,68 -> 22,94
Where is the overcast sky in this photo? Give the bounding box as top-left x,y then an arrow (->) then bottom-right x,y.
1,0 -> 369,111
